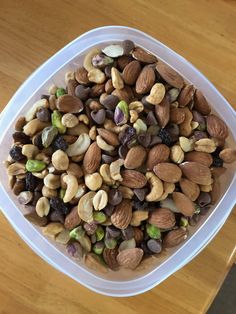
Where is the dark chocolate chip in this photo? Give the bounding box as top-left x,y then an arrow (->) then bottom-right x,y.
108,189 -> 123,206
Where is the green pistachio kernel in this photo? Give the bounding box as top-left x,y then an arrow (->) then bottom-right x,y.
92,241 -> 105,255
105,237 -> 117,249
95,225 -> 105,241
146,223 -> 161,239
180,217 -> 188,227
41,126 -> 58,148
93,211 -> 107,223
69,226 -> 85,241
25,160 -> 46,172
51,110 -> 66,134
56,88 -> 66,98
59,188 -> 66,199
114,100 -> 129,125
133,118 -> 147,134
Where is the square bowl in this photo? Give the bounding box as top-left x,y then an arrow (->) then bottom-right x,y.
0,26 -> 235,297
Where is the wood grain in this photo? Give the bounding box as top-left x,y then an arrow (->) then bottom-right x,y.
0,0 -> 235,313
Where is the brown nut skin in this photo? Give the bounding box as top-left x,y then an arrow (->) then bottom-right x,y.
124,146 -> 147,169
111,199 -> 132,229
163,228 -> 188,248
147,144 -> 170,170
148,208 -> 176,229
153,162 -> 182,183
83,142 -> 101,174
172,192 -> 196,216
121,170 -> 148,189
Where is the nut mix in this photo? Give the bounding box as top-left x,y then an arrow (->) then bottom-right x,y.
5,40 -> 236,272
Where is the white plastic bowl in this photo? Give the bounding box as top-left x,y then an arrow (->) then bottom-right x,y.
0,26 -> 235,297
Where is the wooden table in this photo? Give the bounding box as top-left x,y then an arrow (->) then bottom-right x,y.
0,1 -> 235,313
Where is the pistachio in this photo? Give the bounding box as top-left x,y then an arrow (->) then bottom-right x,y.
51,110 -> 66,134
102,44 -> 124,58
114,100 -> 129,125
111,67 -> 124,90
66,133 -> 91,157
179,136 -> 195,152
93,211 -> 107,223
26,160 -> 46,172
41,126 -> 58,148
133,119 -> 147,134
95,225 -> 105,241
146,224 -> 161,239
170,145 -> 184,163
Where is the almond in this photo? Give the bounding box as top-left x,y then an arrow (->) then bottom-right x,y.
85,253 -> 108,273
75,67 -> 89,85
83,142 -> 101,174
132,47 -> 157,63
122,60 -> 142,85
170,107 -> 186,124
156,61 -> 184,89
117,55 -> 132,70
148,207 -> 176,229
219,148 -> 236,163
64,206 -> 81,230
135,66 -> 155,94
121,170 -> 147,188
112,86 -> 134,103
117,248 -> 144,269
184,151 -> 213,167
103,248 -> 119,270
111,199 -> 132,229
153,162 -> 182,183
56,95 -> 84,113
178,84 -> 195,107
179,178 -> 200,201
194,89 -> 211,115
147,144 -> 170,170
97,128 -> 120,146
206,114 -> 228,140
124,145 -> 147,169
154,96 -> 170,127
179,161 -> 212,185
163,228 -> 188,248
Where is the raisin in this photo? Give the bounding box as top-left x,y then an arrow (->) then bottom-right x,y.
158,128 -> 172,146
49,197 -> 70,215
25,172 -> 38,191
12,132 -> 31,144
52,136 -> 68,151
9,146 -> 24,161
212,156 -> 223,167
33,132 -> 43,150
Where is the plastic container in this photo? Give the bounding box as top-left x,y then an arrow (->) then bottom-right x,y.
0,26 -> 235,297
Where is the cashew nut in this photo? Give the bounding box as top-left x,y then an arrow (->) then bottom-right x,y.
96,135 -> 115,151
77,191 -> 96,223
44,174 -> 61,189
25,99 -> 49,122
78,114 -> 89,125
110,159 -> 124,181
22,144 -> 39,159
66,133 -> 91,157
83,48 -> 101,72
145,172 -> 164,202
158,182 -> 175,201
129,101 -> 144,113
42,185 -> 58,198
32,169 -> 49,179
61,113 -> 78,128
89,125 -> 97,141
63,174 -> 79,203
99,164 -> 115,186
85,173 -> 103,191
67,123 -> 89,136
52,149 -> 69,171
23,119 -> 50,137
